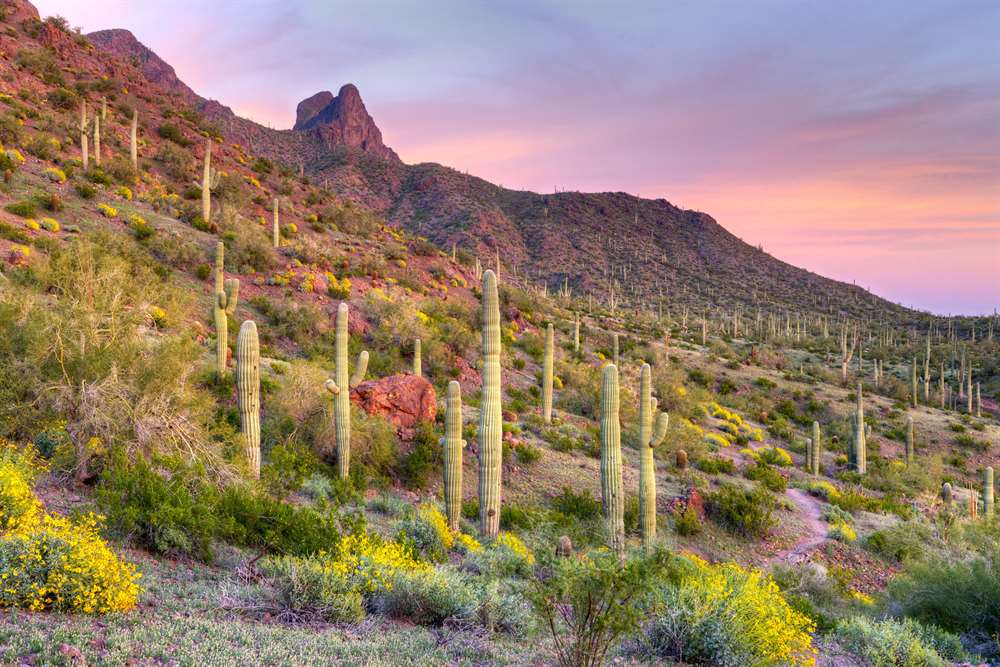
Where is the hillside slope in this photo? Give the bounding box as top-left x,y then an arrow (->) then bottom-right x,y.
86,24 -> 912,322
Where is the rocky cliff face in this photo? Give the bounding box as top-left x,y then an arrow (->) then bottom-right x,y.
87,29 -> 199,103
292,84 -> 398,161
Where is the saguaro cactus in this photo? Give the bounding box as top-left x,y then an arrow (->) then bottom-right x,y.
542,323 -> 554,423
79,100 -> 88,170
201,138 -> 217,223
911,358 -> 918,407
93,115 -> 101,166
478,270 -> 503,537
441,381 -> 465,531
638,364 -> 669,546
272,198 -> 280,248
573,312 -> 580,354
941,482 -> 953,508
983,466 -> 994,519
852,383 -> 866,474
612,333 -> 620,367
323,303 -> 369,479
130,108 -> 138,170
213,242 -> 239,378
600,364 -> 625,556
413,338 -> 422,377
235,320 -> 261,478
811,421 -> 821,475
905,415 -> 914,465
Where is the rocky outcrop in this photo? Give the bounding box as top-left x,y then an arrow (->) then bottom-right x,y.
292,84 -> 398,160
350,374 -> 436,435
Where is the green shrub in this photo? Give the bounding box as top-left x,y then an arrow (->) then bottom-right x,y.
865,523 -> 933,563
259,554 -> 365,623
375,568 -> 477,626
707,483 -> 777,538
745,462 -> 787,492
550,487 -> 602,521
531,547 -> 670,667
833,616 -> 967,667
695,456 -> 736,474
672,505 -> 702,536
156,123 -> 191,146
96,454 -> 217,561
5,200 -> 36,218
74,182 -> 97,199
396,421 -> 440,490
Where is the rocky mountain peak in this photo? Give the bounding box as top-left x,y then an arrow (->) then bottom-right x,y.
86,28 -> 198,103
292,84 -> 398,161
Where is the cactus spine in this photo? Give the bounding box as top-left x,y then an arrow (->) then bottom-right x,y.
638,364 -> 668,546
984,466 -> 994,519
235,320 -> 261,478
324,303 -> 368,479
600,364 -> 625,556
213,242 -> 239,378
810,421 -> 821,475
542,323 -> 554,423
478,270 -> 503,537
130,108 -> 138,170
413,338 -> 422,377
905,415 -> 914,464
79,100 -> 88,170
272,198 -> 280,248
442,380 -> 465,532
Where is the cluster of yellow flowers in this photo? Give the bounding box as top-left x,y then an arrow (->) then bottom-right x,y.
827,522 -> 857,542
418,504 -> 481,554
709,402 -> 743,426
97,203 -> 118,218
325,272 -> 351,299
0,444 -> 140,614
705,432 -> 731,448
807,480 -> 839,501
680,556 -> 816,665
325,531 -> 430,593
42,166 -> 66,183
115,185 -> 133,201
494,531 -> 534,565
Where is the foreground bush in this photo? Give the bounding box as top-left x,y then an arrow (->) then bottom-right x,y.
707,483 -> 777,538
531,547 -> 670,667
833,616 -> 968,667
644,556 -> 815,666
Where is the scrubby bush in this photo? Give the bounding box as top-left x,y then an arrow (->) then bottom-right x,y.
259,554 -> 365,623
708,483 -> 777,538
865,522 -> 933,563
376,567 -> 477,626
643,556 -> 815,666
472,531 -> 535,578
745,462 -> 787,492
833,616 -> 967,667
532,547 -> 671,667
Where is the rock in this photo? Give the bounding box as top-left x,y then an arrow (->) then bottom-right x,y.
350,373 -> 436,434
292,84 -> 399,160
556,535 -> 573,558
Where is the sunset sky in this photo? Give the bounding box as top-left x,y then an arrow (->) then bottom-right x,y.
36,1 -> 1000,315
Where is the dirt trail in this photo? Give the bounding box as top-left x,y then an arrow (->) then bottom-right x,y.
767,487 -> 829,566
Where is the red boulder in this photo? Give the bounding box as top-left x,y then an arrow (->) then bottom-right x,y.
350,373 -> 437,434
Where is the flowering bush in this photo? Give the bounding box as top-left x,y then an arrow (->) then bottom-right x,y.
97,203 -> 118,218
757,447 -> 792,467
399,504 -> 480,561
325,272 -> 351,299
0,147 -> 24,171
23,219 -> 40,231
705,432 -> 731,448
115,185 -> 133,200
645,556 -> 816,666
472,531 -> 535,578
807,480 -> 839,501
827,522 -> 857,542
0,461 -> 42,532
43,167 -> 66,183
39,217 -> 60,232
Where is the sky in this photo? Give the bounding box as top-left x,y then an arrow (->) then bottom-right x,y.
35,1 -> 1000,315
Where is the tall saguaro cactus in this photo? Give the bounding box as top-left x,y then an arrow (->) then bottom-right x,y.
93,115 -> 101,166
905,415 -> 914,465
213,242 -> 239,378
612,333 -> 620,367
478,270 -> 503,537
573,312 -> 580,354
911,358 -> 918,407
324,303 -> 369,479
413,338 -> 422,377
983,466 -> 995,519
600,364 -> 625,556
638,363 -> 669,546
236,320 -> 261,478
79,100 -> 88,170
810,421 -> 821,475
272,198 -> 280,248
852,383 -> 866,474
130,108 -> 138,170
201,138 -> 216,224
441,381 -> 465,532
542,323 -> 554,423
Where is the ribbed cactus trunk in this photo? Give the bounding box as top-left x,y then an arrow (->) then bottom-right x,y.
442,381 -> 464,532
80,100 -> 88,170
612,333 -> 619,367
911,358 -> 918,407
810,421 -> 821,475
213,242 -> 239,378
805,438 -> 812,473
202,138 -> 212,223
235,320 -> 261,478
130,109 -> 138,170
324,303 -> 368,480
984,466 -> 994,519
853,383 -> 866,474
413,338 -> 422,376
905,415 -> 914,465
638,363 -> 668,546
542,323 -> 554,423
941,482 -> 953,508
478,270 -> 503,537
600,364 -> 625,556
573,312 -> 580,354
93,115 -> 101,166
272,198 -> 280,248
